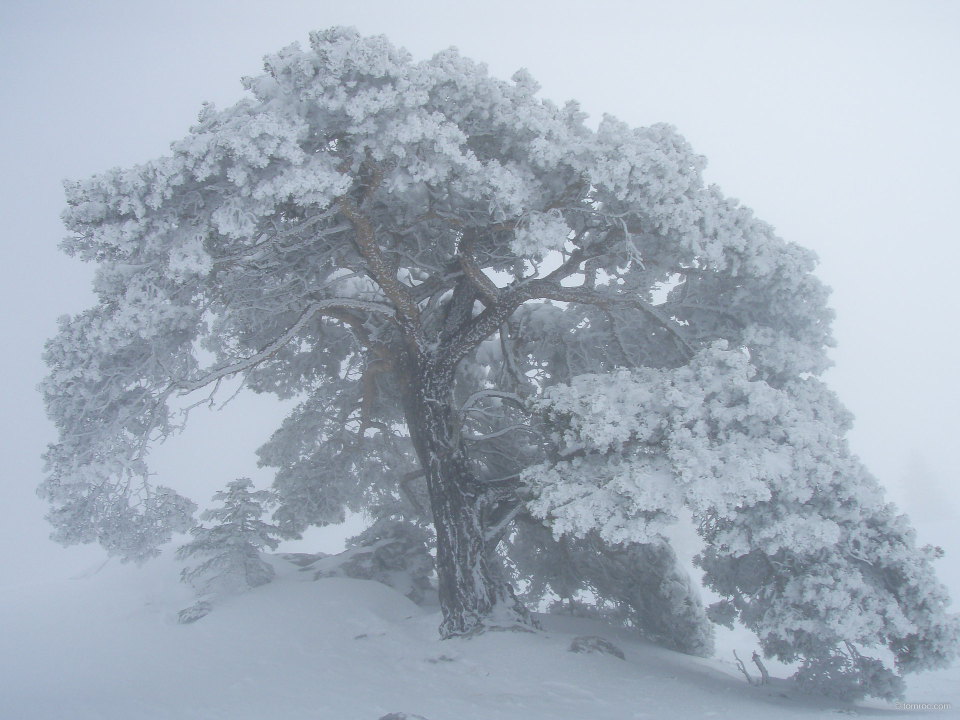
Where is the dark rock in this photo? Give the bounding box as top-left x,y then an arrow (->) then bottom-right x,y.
314,520 -> 436,604
276,552 -> 329,568
178,601 -> 212,624
424,654 -> 456,664
569,635 -> 626,660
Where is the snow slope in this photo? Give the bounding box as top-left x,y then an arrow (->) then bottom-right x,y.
1,551 -> 956,720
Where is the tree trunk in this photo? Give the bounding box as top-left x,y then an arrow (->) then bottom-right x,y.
399,351 -> 531,638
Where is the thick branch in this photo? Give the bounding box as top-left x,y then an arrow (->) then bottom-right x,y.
441,294 -> 529,369
338,196 -> 422,327
440,273 -> 695,374
498,322 -> 528,390
440,278 -> 482,343
456,231 -> 500,304
320,307 -> 374,347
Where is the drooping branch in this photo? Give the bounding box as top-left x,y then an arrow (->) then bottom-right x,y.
173,298 -> 395,396
319,307 -> 375,348
465,424 -> 535,444
458,390 -> 527,421
525,280 -> 696,358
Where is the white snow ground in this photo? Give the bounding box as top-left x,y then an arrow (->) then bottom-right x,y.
1,550 -> 957,720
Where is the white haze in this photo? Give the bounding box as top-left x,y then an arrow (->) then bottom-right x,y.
0,0 -> 956,649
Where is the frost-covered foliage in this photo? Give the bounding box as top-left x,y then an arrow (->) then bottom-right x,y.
40,26 -> 956,677
506,518 -> 714,657
177,479 -> 280,596
524,343 -> 959,699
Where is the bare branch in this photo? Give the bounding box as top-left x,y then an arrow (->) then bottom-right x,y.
751,651 -> 770,685
465,424 -> 535,444
484,502 -> 524,543
174,298 -> 395,396
733,650 -> 759,686
441,271 -> 696,374
458,390 -> 527,421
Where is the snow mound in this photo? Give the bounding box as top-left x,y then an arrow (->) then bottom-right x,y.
275,525 -> 436,606
0,550 -> 956,719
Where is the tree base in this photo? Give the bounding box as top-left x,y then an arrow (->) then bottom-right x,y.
438,593 -> 541,639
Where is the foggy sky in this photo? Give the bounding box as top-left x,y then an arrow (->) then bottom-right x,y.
1,0 -> 957,591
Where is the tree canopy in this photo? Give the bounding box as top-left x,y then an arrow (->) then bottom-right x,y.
41,27 -> 957,699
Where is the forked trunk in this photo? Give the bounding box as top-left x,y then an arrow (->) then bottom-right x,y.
400,352 -> 531,638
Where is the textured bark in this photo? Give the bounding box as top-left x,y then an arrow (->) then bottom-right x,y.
399,350 -> 530,638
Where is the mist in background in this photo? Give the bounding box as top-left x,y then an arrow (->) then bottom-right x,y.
1,1 -> 956,604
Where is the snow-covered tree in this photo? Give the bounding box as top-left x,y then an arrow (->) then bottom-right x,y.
505,517 -> 715,657
177,478 -> 280,596
523,344 -> 958,699
40,27 -> 956,695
